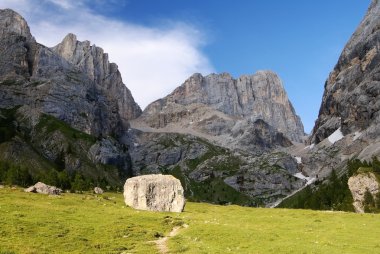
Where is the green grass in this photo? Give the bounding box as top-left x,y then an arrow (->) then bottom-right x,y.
36,114 -> 96,144
1,187 -> 379,254
0,79 -> 21,86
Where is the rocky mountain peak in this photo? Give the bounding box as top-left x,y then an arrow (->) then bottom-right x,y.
53,33 -> 112,85
141,70 -> 304,143
0,9 -> 32,40
52,33 -> 142,123
0,9 -> 37,80
53,33 -> 78,61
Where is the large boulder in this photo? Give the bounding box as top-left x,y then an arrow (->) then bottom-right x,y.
348,172 -> 379,213
123,174 -> 185,212
24,182 -> 62,195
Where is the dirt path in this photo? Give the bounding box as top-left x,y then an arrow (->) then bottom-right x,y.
150,224 -> 188,254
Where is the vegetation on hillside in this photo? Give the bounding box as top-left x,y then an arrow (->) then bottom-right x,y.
0,107 -> 123,191
152,134 -> 265,207
278,157 -> 380,213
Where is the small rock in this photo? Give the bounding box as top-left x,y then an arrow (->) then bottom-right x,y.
0,185 -> 4,189
94,187 -> 104,194
25,182 -> 62,195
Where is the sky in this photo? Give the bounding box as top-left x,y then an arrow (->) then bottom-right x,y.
0,0 -> 371,133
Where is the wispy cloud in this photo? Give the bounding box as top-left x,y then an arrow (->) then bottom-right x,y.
0,0 -> 214,109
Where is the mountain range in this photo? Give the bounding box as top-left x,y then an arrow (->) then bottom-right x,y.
0,0 -> 379,209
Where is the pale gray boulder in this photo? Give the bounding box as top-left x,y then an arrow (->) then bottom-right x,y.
123,174 -> 185,212
348,173 -> 379,213
25,182 -> 62,195
94,187 -> 104,194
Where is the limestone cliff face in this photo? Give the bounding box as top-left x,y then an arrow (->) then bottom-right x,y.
0,9 -> 37,79
311,0 -> 380,144
0,9 -> 141,137
282,1 -> 380,209
142,71 -> 304,143
0,9 -> 31,39
52,34 -> 141,125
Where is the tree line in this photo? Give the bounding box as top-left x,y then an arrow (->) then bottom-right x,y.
0,161 -> 116,192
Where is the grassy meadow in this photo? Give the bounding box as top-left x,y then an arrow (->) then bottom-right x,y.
0,187 -> 379,254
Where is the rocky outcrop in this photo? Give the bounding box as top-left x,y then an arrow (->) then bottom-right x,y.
311,0 -> 380,144
140,71 -> 304,143
25,182 -> 62,195
348,172 -> 379,213
123,174 -> 185,212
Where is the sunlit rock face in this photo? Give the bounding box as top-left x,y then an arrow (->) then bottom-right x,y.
310,0 -> 380,144
123,174 -> 186,213
0,9 -> 141,137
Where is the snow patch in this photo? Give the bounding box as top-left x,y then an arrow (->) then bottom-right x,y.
133,143 -> 139,147
294,173 -> 309,180
295,157 -> 302,164
328,128 -> 344,144
294,173 -> 316,186
353,131 -> 362,141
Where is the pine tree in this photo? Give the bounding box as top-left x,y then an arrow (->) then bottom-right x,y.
372,156 -> 380,173
363,189 -> 375,213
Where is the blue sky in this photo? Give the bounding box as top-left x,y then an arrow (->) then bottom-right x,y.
1,0 -> 371,133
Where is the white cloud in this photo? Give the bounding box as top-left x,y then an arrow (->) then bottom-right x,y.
0,0 -> 214,109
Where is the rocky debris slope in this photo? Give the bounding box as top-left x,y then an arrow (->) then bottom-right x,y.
123,174 -> 185,212
25,182 -> 62,195
137,71 -> 304,152
348,172 -> 379,213
127,129 -> 305,207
